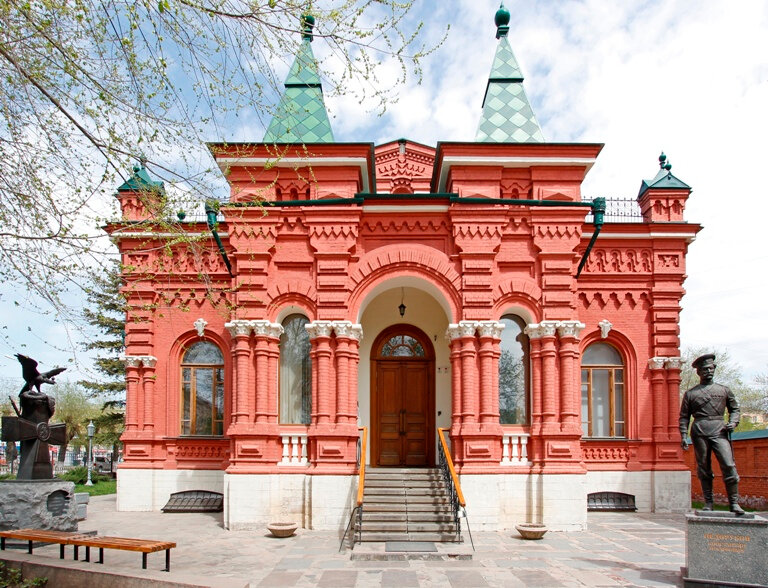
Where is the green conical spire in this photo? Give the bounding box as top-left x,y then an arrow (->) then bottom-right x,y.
263,15 -> 334,143
475,5 -> 544,143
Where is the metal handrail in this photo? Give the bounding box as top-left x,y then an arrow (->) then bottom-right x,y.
437,427 -> 474,549
356,427 -> 368,506
437,427 -> 465,506
339,427 -> 367,551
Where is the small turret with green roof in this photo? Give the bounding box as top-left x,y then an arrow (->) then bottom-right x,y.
476,3 -> 544,143
638,152 -> 690,197
116,161 -> 165,194
263,14 -> 334,143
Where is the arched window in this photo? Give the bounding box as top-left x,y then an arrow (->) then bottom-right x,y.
279,314 -> 312,424
499,315 -> 529,424
181,341 -> 225,435
581,342 -> 625,438
379,334 -> 425,358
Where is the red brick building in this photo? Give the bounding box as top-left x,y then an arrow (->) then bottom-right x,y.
108,8 -> 700,531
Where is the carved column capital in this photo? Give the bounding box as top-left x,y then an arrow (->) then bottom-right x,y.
122,356 -> 143,369
539,320 -> 560,337
139,356 -> 158,368
648,356 -> 668,370
333,321 -> 363,341
525,321 -> 559,339
251,319 -> 282,339
477,320 -> 505,339
445,324 -> 463,341
664,357 -> 683,370
305,320 -> 334,339
225,319 -> 253,338
557,320 -> 586,339
457,320 -> 479,338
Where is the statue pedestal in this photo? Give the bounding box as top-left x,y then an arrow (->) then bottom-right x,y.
683,511 -> 768,587
0,480 -> 78,532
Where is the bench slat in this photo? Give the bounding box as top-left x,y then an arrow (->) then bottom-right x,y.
0,528 -> 174,571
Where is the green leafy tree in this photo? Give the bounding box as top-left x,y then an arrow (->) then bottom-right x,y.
51,381 -> 99,462
0,0 -> 444,314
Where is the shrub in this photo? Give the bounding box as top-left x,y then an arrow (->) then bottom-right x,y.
57,466 -> 109,485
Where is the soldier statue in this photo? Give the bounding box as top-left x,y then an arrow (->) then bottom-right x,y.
679,353 -> 744,515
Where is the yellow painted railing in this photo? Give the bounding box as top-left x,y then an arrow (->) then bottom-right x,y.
356,426 -> 368,506
437,427 -> 465,507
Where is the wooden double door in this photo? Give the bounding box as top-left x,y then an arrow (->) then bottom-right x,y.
371,326 -> 434,467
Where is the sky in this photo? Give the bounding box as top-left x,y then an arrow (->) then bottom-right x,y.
1,0 -> 766,387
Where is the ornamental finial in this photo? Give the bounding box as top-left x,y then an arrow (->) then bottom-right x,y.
495,3 -> 510,39
301,13 -> 315,42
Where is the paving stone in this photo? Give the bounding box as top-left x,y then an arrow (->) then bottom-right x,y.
257,571 -> 303,587
317,570 -> 357,587
380,569 -> 420,587
445,570 -> 489,587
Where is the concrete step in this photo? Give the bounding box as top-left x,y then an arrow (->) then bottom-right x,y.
359,532 -> 461,543
366,468 -> 440,475
365,479 -> 447,489
407,522 -> 458,533
361,512 -> 455,523
363,503 -> 453,514
361,521 -> 409,532
364,488 -> 450,497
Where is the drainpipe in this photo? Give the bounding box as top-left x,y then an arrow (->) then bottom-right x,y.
576,197 -> 605,278
204,201 -> 234,277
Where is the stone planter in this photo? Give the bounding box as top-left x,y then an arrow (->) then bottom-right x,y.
267,522 -> 298,538
515,523 -> 548,540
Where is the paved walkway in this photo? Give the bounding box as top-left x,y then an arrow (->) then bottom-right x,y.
6,494 -> 696,587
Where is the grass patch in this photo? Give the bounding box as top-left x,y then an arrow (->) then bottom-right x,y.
691,501 -> 755,512
74,480 -> 117,496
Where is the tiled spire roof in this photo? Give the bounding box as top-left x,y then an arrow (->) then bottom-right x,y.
475,5 -> 544,143
263,15 -> 334,143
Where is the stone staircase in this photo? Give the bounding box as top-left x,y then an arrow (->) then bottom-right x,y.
358,468 -> 460,542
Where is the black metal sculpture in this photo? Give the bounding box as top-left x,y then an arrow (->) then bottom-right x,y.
1,354 -> 67,479
679,353 -> 745,515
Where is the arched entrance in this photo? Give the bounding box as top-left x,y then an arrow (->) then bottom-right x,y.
370,325 -> 435,467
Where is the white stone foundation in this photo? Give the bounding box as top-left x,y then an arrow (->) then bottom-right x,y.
459,469 -> 690,531
585,470 -> 690,513
117,468 -> 689,532
118,469 -> 356,531
224,473 -> 356,531
460,473 -> 587,531
116,469 -> 224,511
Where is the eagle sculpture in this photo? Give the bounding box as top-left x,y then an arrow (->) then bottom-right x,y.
16,353 -> 67,393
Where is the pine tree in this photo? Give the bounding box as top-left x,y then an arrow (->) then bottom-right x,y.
79,260 -> 126,400
78,259 -> 126,462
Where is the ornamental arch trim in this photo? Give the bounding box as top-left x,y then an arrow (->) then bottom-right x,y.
267,279 -> 317,321
347,245 -> 462,322
494,278 -> 542,323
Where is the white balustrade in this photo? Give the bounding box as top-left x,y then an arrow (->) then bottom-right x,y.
279,434 -> 308,466
501,432 -> 531,466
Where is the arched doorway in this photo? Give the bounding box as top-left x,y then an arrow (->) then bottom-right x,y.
370,325 -> 435,467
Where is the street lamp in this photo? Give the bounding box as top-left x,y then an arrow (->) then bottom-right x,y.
85,420 -> 95,486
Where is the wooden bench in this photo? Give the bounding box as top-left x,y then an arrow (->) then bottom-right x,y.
0,528 -> 176,572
